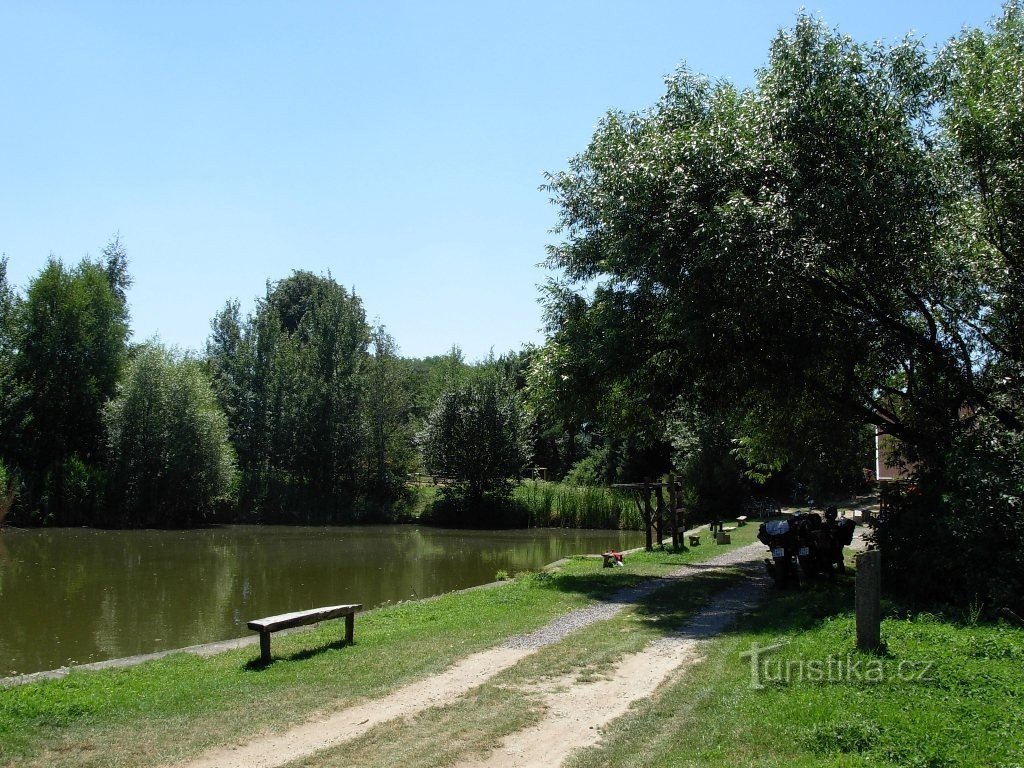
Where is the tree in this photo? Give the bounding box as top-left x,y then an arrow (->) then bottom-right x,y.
11,256 -> 129,523
205,271 -> 415,521
419,371 -> 532,523
0,257 -> 20,458
362,327 -> 413,505
104,343 -> 237,527
540,8 -> 1024,608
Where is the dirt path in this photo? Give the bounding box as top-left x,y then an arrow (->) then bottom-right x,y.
453,578 -> 766,768
180,646 -> 534,768
175,542 -> 766,768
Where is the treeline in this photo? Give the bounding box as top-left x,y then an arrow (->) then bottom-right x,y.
0,255 -> 539,526
0,244 -> 699,529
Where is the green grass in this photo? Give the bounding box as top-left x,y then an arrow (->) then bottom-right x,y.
0,525 -> 754,768
19,522 -> 990,768
567,569 -> 1024,768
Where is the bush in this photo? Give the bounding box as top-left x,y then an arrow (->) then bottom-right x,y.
418,372 -> 531,525
104,343 -> 237,527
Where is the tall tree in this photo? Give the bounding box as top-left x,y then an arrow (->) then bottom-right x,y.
0,257 -> 19,457
362,327 -> 413,504
206,271 -> 399,521
539,7 -> 1024,608
13,257 -> 129,523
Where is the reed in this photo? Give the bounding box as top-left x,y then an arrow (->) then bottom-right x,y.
513,481 -> 642,530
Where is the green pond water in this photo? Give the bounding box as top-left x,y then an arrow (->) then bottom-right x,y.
0,524 -> 642,676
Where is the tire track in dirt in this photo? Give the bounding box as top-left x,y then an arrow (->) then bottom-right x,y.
451,576 -> 768,768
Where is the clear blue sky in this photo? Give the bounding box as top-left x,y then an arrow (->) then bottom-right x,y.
0,1 -> 1000,360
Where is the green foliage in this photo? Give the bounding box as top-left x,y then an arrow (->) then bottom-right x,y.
940,2 -> 1024,368
208,273 -> 369,520
362,327 -> 415,504
562,451 -> 607,487
104,343 -> 237,527
419,371 -> 532,524
667,406 -> 747,519
540,7 -> 1024,607
403,345 -> 472,426
8,252 -> 129,523
874,411 -> 1024,614
0,257 -> 19,464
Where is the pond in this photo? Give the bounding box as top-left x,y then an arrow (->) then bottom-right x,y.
0,525 -> 642,676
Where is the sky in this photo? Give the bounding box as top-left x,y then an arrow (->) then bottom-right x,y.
0,1 -> 1002,361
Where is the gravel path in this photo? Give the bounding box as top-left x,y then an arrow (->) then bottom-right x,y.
504,541 -> 765,650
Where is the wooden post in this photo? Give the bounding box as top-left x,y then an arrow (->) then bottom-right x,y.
668,475 -> 679,550
642,479 -> 653,551
856,550 -> 882,651
654,484 -> 666,550
345,612 -> 355,644
259,631 -> 272,664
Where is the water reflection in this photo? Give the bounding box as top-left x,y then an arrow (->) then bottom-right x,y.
0,525 -> 641,675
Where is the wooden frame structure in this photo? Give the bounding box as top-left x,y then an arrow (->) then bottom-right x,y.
612,476 -> 686,551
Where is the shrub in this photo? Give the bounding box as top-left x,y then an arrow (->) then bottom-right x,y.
104,343 -> 237,527
419,372 -> 531,525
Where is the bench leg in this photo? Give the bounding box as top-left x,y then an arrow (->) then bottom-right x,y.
259,631 -> 272,664
345,613 -> 355,644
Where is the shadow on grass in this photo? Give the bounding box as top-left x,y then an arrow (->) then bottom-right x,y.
243,637 -> 354,671
721,572 -> 858,636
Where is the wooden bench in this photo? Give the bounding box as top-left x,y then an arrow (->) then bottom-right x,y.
688,534 -> 701,546
737,515 -> 748,526
248,604 -> 362,664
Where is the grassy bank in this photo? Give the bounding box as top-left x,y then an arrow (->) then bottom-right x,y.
568,565 -> 1024,768
0,522 -> 752,767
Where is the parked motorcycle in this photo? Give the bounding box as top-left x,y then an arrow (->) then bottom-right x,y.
790,512 -> 827,579
757,518 -> 800,588
822,508 -> 856,573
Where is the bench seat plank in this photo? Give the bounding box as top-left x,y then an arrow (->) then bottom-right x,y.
247,604 -> 361,633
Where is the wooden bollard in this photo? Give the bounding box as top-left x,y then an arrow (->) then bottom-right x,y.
856,550 -> 882,651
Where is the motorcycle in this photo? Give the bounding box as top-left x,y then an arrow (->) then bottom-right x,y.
757,517 -> 801,588
790,511 -> 833,580
822,514 -> 856,573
